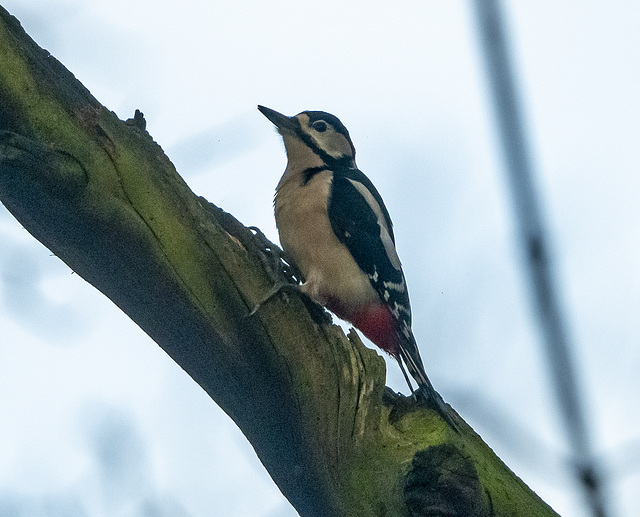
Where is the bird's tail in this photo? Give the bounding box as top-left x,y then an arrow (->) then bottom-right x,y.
397,333 -> 459,430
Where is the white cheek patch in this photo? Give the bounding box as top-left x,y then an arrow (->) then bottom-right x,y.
347,179 -> 402,271
316,133 -> 353,159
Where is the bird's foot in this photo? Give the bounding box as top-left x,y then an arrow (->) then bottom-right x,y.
248,282 -> 301,316
247,226 -> 302,285
248,279 -> 329,323
246,227 -> 328,322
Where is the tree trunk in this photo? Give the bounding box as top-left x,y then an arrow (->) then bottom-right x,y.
0,7 -> 558,517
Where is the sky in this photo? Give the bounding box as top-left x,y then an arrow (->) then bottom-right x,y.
0,1 -> 639,516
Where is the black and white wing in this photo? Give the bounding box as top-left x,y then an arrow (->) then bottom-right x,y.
327,166 -> 412,332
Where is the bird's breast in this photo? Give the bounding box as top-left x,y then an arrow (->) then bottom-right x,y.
275,170 -> 378,310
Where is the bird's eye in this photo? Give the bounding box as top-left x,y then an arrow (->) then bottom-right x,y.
312,121 -> 328,133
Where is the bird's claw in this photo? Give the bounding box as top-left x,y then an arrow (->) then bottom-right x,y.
248,279 -> 330,324
247,226 -> 302,285
248,282 -> 300,316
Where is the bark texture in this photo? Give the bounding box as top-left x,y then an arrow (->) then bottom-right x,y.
0,7 -> 559,516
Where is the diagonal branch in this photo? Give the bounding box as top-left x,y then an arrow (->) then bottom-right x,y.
0,6 -> 558,517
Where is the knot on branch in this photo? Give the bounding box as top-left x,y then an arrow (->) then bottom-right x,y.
125,109 -> 147,132
404,444 -> 492,517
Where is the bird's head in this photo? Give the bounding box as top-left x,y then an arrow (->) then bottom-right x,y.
258,106 -> 356,167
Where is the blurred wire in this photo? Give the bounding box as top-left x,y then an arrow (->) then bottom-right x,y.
471,1 -> 609,516
453,391 -> 567,479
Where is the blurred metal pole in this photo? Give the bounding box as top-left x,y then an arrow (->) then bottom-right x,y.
471,1 -> 608,516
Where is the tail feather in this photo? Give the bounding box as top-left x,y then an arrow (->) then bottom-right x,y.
397,332 -> 458,430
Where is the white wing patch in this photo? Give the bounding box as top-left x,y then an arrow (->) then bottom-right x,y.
383,278 -> 405,292
347,178 -> 402,271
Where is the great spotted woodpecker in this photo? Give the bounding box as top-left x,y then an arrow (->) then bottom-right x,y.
258,105 -> 455,428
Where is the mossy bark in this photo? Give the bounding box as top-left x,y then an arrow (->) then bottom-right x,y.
0,7 -> 558,517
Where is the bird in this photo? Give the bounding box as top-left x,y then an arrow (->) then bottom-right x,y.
257,105 -> 456,429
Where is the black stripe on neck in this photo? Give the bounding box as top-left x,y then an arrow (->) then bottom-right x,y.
302,166 -> 328,185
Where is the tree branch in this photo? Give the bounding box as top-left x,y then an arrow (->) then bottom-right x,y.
0,7 -> 558,516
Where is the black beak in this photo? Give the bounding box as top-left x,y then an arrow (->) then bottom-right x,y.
257,105 -> 297,133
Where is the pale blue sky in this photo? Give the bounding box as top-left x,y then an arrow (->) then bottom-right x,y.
1,1 -> 639,516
